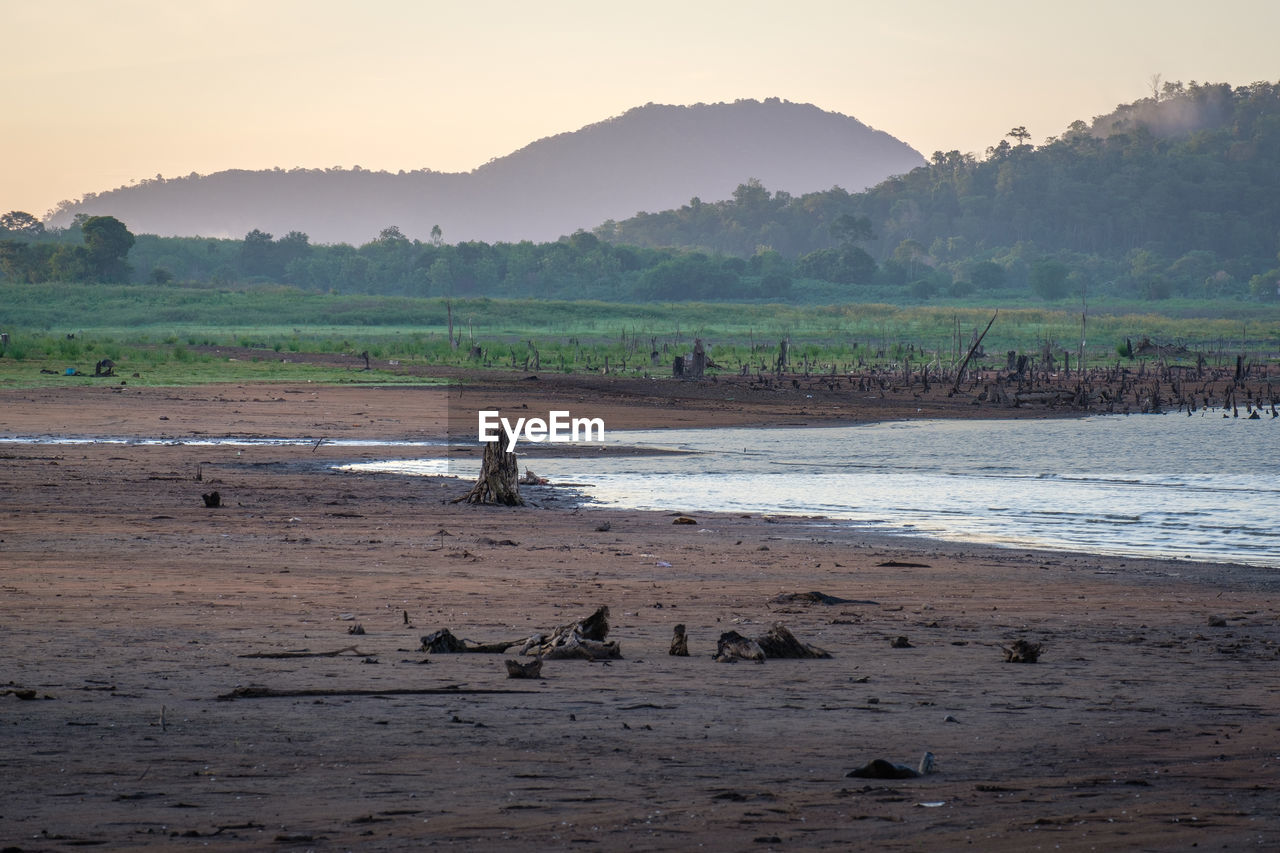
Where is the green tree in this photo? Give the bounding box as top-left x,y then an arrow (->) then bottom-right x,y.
240,229 -> 275,278
1007,126 -> 1032,148
1029,258 -> 1070,299
1,210 -> 44,236
80,215 -> 134,281
968,260 -> 1007,290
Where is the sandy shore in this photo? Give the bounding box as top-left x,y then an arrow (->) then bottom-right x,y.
2,380 -> 1279,850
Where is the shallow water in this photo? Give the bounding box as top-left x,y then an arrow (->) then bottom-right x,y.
345,414 -> 1280,567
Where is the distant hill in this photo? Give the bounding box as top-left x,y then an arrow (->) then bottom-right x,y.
600,82 -> 1280,286
45,99 -> 924,244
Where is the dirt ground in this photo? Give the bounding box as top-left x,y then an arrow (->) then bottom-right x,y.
2,378 -> 1279,851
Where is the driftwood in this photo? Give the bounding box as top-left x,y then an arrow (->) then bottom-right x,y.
769,591 -> 878,606
847,752 -> 936,779
505,659 -> 543,679
715,630 -> 765,663
420,628 -> 523,654
217,685 -> 534,701
527,606 -> 620,660
239,645 -> 368,659
201,491 -> 221,508
716,623 -> 831,662
421,606 -> 620,661
755,624 -> 831,659
1002,639 -> 1042,663
669,624 -> 689,656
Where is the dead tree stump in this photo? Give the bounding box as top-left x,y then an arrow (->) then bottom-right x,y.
455,441 -> 524,506
669,624 -> 689,656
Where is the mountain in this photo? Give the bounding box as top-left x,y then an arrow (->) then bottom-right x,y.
45,99 -> 924,245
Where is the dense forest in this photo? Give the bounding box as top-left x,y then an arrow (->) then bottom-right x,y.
597,81 -> 1280,302
3,82 -> 1279,305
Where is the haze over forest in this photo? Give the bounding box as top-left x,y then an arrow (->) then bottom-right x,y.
6,81 -> 1280,307
45,100 -> 924,246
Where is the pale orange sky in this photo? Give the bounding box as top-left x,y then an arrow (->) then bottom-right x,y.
4,0 -> 1278,219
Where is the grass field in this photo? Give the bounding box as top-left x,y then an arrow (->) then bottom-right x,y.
2,282 -> 1277,387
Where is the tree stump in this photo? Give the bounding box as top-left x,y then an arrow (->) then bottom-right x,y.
669,624 -> 689,656
455,441 -> 524,506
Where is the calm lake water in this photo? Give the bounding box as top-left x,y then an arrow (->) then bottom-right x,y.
348,414 -> 1280,567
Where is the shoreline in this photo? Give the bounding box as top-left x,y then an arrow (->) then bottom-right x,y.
3,383 -> 1279,849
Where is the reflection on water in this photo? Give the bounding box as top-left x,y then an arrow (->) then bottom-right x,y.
344,415 -> 1280,567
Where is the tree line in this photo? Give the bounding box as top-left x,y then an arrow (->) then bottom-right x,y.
3,81 -> 1279,304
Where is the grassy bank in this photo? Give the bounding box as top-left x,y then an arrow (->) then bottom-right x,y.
2,282 -> 1277,387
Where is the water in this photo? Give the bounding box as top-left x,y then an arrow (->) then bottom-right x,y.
344,415 -> 1280,567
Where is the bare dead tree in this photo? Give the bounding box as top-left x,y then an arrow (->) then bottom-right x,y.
454,441 -> 524,506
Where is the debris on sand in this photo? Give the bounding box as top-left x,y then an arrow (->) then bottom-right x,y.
755,623 -> 831,659
890,636 -> 913,648
769,591 -> 878,606
1207,614 -> 1228,627
715,623 -> 830,662
519,467 -> 549,485
672,515 -> 697,525
715,630 -> 765,663
1001,639 -> 1042,663
669,624 -> 689,656
421,606 -> 620,660
847,752 -> 936,779
526,606 -> 621,661
201,491 -> 221,508
505,658 -> 543,679
419,628 -> 523,654
238,645 -> 367,659
876,560 -> 931,568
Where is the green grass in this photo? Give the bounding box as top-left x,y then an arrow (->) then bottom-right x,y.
1,282 -> 1276,388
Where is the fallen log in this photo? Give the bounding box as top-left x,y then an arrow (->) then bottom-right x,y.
715,630 -> 765,663
1002,639 -> 1042,663
847,752 -> 936,779
420,628 -> 524,654
217,685 -> 536,701
505,659 -> 543,679
769,591 -> 878,606
755,624 -> 831,659
239,645 -> 368,659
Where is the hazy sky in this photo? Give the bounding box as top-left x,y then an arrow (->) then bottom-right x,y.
4,0 -> 1278,218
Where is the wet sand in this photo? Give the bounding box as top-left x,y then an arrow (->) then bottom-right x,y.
2,380 -> 1278,850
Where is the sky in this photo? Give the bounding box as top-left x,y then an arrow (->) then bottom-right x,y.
4,0 -> 1279,219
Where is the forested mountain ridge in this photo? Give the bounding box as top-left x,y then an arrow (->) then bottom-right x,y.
7,83 -> 1279,305
599,81 -> 1280,299
41,99 -> 924,245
